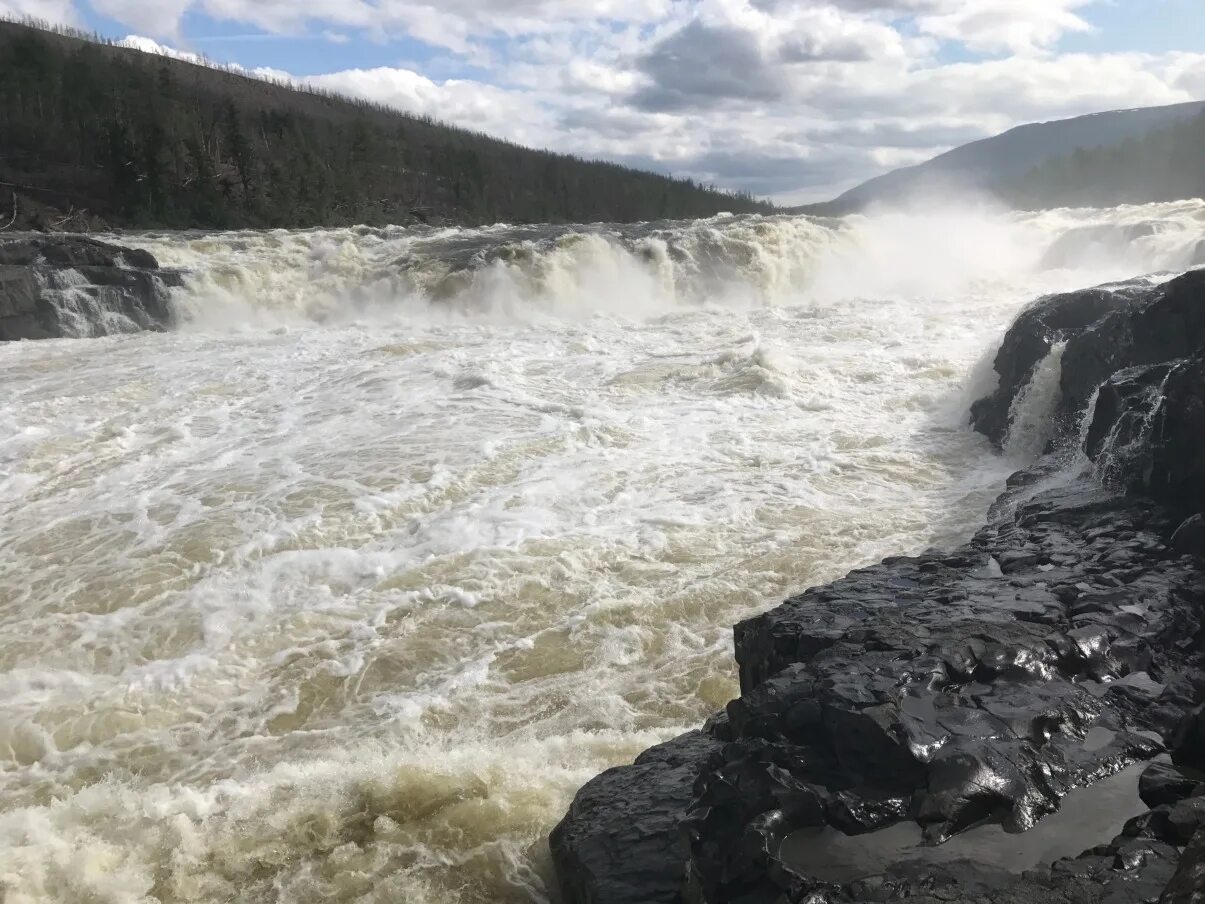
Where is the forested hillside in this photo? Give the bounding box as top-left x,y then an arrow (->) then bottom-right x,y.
1007,111 -> 1205,210
0,20 -> 773,231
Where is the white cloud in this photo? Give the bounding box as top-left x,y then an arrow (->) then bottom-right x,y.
118,33 -> 203,62
305,67 -> 559,149
1170,52 -> 1205,98
915,0 -> 1096,55
89,0 -> 675,50
0,0 -> 78,25
118,34 -> 291,81
90,0 -> 192,38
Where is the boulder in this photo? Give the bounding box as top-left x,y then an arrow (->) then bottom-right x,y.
548,731 -> 723,904
1162,829 -> 1205,904
1167,798 -> 1205,845
1174,709 -> 1205,774
1141,762 -> 1202,809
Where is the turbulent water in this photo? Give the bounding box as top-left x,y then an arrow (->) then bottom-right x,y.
2,199 -> 1203,903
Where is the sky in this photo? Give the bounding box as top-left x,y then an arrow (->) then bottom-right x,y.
2,0 -> 1203,203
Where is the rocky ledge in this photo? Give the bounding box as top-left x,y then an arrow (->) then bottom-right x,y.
551,268 -> 1205,904
0,235 -> 181,340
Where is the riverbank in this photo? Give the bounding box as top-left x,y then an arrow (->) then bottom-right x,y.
550,269 -> 1205,904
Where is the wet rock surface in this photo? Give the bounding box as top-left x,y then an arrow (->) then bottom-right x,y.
551,479 -> 1205,904
1139,761 -> 1202,809
972,269 -> 1205,449
0,234 -> 181,340
550,269 -> 1205,903
549,732 -> 723,904
1164,830 -> 1205,903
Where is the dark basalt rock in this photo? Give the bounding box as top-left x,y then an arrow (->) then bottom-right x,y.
1167,798 -> 1205,845
0,234 -> 181,340
0,235 -> 159,269
1139,360 -> 1205,516
969,278 -> 1153,446
1174,709 -> 1205,775
1082,363 -> 1174,467
549,731 -> 723,904
1140,761 -> 1202,809
1163,829 -> 1205,904
971,269 -> 1205,449
551,269 -> 1205,903
1173,516 -> 1205,558
1083,358 -> 1205,518
550,478 -> 1205,904
1058,272 -> 1205,427
851,834 -> 1183,904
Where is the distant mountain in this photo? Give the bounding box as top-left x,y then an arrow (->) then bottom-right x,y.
1006,109 -> 1205,210
0,19 -> 774,232
800,101 -> 1205,215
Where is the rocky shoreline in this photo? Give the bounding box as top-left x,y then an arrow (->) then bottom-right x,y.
0,235 -> 180,341
550,270 -> 1205,903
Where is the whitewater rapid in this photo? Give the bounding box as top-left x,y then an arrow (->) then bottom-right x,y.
1,200 -> 1203,903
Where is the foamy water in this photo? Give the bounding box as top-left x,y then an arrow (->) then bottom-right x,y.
1,200 -> 1202,903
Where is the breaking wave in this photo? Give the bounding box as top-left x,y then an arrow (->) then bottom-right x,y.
115,199 -> 1205,329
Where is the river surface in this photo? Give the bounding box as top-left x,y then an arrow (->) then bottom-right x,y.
2,201 -> 1203,903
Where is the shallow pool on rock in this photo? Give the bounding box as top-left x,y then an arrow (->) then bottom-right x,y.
784,733 -> 1156,882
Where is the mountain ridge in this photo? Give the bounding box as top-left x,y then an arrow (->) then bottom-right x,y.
798,100 -> 1205,215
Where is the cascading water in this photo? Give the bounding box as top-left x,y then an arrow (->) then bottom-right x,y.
126,199 -> 1205,329
1002,342 -> 1067,462
1,199 -> 1204,904
36,268 -> 143,338
1086,364 -> 1178,488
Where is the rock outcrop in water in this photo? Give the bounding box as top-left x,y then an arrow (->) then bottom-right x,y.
970,271 -> 1205,448
551,269 -> 1205,903
0,235 -> 180,340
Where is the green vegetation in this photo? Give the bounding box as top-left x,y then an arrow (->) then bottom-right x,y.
0,19 -> 773,231
1009,111 -> 1205,209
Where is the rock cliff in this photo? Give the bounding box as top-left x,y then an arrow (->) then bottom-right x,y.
0,235 -> 180,340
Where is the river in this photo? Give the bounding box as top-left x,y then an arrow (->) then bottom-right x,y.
2,200 -> 1203,902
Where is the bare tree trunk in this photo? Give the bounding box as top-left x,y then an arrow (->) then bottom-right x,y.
0,192 -> 17,231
